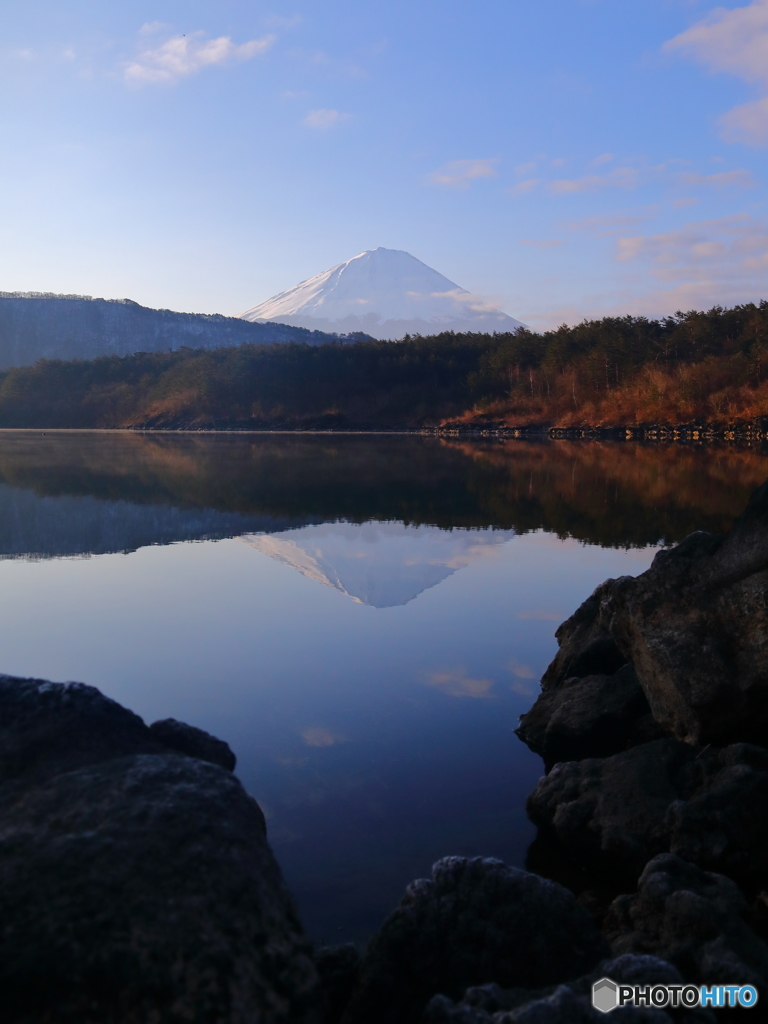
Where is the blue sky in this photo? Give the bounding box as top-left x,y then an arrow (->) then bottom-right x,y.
2,0 -> 768,328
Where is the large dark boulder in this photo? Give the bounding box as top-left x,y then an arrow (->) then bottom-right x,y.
526,739 -> 768,887
0,675 -> 319,1023
604,854 -> 768,990
340,856 -> 608,1024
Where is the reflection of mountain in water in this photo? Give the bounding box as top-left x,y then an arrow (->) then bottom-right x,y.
240,523 -> 513,607
0,484 -> 320,559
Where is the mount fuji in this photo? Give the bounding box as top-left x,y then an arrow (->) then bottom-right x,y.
238,248 -> 525,340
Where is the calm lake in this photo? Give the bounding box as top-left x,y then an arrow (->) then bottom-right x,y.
0,431 -> 765,946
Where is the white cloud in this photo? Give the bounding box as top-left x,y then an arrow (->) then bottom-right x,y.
549,167 -> 638,194
124,31 -> 274,85
664,1 -> 768,144
303,108 -> 349,129
427,159 -> 498,189
590,152 -> 615,167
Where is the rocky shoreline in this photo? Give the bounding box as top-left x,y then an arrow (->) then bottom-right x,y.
3,479 -> 768,1021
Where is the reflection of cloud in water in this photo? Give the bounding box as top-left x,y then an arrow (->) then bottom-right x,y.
508,659 -> 536,679
517,609 -> 562,621
239,522 -> 513,608
425,667 -> 494,699
302,727 -> 345,748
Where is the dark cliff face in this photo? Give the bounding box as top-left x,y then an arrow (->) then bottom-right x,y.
0,294 -> 339,369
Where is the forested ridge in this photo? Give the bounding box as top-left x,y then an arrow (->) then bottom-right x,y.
1,301 -> 768,429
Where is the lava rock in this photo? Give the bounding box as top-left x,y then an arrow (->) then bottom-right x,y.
531,477 -> 768,746
0,674 -> 166,785
340,856 -> 608,1024
149,716 -> 237,771
0,675 -> 320,1023
315,944 -> 361,1024
516,665 -> 660,769
526,739 -> 698,879
539,590 -> 628,692
423,954 -> 713,1023
604,854 -> 768,990
526,739 -> 768,886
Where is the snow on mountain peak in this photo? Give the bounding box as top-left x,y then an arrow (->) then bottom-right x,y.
238,248 -> 525,339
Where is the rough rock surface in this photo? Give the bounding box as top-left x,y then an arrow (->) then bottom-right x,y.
315,945 -> 361,1024
604,854 -> 768,990
538,479 -> 768,747
423,954 -> 714,1023
0,674 -> 319,1024
149,716 -> 237,771
526,739 -> 768,886
516,665 -> 661,768
340,856 -> 608,1024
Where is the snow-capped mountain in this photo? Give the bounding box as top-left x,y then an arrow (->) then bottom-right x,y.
238,248 -> 525,340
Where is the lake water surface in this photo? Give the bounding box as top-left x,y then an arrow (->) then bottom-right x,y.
0,432 -> 765,945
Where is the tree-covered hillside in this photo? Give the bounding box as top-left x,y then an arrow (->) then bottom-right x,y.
0,293 -> 348,370
0,302 -> 767,429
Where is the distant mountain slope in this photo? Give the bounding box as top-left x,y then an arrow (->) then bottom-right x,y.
0,292 -> 348,370
239,247 -> 525,340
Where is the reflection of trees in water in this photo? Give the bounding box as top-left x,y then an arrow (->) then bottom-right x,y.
446,439 -> 768,547
0,432 -> 764,551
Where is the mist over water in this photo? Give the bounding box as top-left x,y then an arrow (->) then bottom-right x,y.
0,431 -> 764,943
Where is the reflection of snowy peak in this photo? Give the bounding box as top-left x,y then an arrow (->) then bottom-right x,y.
239,522 -> 513,607
238,248 -> 525,341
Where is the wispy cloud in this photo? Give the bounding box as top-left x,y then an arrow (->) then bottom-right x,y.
519,238 -> 562,248
428,288 -> 504,312
124,31 -> 274,85
517,609 -> 562,621
664,1 -> 768,144
508,178 -> 539,195
678,169 -> 755,187
424,667 -> 494,698
427,159 -> 498,189
590,152 -> 615,167
616,214 -> 768,282
265,14 -> 303,30
303,108 -> 349,129
549,167 -> 638,194
567,213 -> 649,235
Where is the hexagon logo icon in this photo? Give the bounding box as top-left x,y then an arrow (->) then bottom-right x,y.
592,978 -> 619,1013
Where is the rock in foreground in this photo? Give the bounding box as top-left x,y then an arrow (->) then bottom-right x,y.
0,675 -> 318,1024
533,480 -> 768,748
340,856 -> 608,1024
